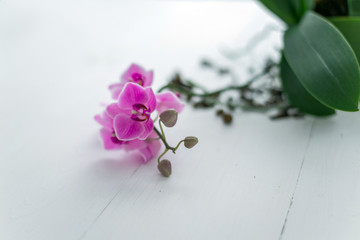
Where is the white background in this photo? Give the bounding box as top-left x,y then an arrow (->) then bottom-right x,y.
1,1 -> 360,239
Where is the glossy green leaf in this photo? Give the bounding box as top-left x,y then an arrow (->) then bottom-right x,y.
280,55 -> 335,116
330,17 -> 360,62
258,0 -> 298,25
348,0 -> 360,16
284,11 -> 360,112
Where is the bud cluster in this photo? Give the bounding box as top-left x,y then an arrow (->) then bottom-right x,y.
155,110 -> 198,177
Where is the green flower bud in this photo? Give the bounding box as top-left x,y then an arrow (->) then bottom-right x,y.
158,159 -> 172,177
160,109 -> 178,127
184,136 -> 198,149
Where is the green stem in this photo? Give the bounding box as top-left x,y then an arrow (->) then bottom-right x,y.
157,149 -> 169,164
153,126 -> 175,152
153,126 -> 186,163
159,120 -> 166,140
174,140 -> 184,151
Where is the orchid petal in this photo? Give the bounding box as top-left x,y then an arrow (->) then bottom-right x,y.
138,138 -> 161,162
118,83 -> 149,109
123,139 -> 147,151
145,87 -> 156,112
100,128 -> 123,150
144,70 -> 154,87
109,83 -> 125,100
94,112 -> 113,130
106,103 -> 123,119
113,113 -> 145,141
156,91 -> 185,114
138,119 -> 154,140
121,63 -> 146,82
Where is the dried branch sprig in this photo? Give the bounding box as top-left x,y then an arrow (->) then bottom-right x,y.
159,57 -> 303,123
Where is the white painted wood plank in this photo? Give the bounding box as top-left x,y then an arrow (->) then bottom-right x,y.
280,112 -> 360,240
81,110 -> 314,240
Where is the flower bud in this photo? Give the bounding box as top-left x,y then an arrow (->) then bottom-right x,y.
223,113 -> 232,125
158,159 -> 172,177
184,136 -> 198,149
160,109 -> 178,127
216,109 -> 224,116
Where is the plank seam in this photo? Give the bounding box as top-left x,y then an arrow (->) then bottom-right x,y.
78,166 -> 142,240
278,120 -> 315,240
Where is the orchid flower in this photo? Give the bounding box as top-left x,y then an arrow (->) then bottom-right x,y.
106,82 -> 156,141
95,111 -> 160,162
109,64 -> 153,100
95,64 -> 198,177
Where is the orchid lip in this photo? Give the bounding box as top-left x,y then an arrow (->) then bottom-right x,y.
111,131 -> 122,144
130,73 -> 144,86
131,103 -> 151,122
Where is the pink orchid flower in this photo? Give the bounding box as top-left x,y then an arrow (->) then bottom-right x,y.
109,64 -> 154,100
106,82 -> 156,141
156,91 -> 185,114
95,112 -> 161,162
94,111 -> 142,150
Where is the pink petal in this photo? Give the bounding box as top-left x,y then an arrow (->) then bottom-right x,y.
123,139 -> 147,151
106,103 -> 123,119
138,138 -> 161,162
121,63 -> 146,82
113,113 -> 145,141
156,91 -> 185,114
109,83 -> 125,100
138,119 -> 154,140
94,112 -> 113,130
145,87 -> 156,112
109,83 -> 121,90
118,83 -> 149,109
100,128 -> 123,150
144,70 -> 154,87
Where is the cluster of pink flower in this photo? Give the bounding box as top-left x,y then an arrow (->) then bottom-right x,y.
95,64 -> 196,176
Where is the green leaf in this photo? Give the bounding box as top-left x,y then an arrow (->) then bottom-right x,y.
284,11 -> 360,112
348,0 -> 360,16
330,17 -> 360,62
258,0 -> 298,25
280,55 -> 335,116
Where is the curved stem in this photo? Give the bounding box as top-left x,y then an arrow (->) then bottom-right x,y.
157,148 -> 169,164
153,126 -> 174,151
174,140 -> 184,152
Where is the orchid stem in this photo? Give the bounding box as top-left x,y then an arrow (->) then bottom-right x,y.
159,120 -> 166,140
174,140 -> 184,151
153,126 -> 174,152
157,148 -> 169,164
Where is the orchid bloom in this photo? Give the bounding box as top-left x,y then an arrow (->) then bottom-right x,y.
94,111 -> 160,162
106,82 -> 156,141
95,64 -> 199,176
94,111 -> 144,150
109,64 -> 154,100
156,91 -> 185,114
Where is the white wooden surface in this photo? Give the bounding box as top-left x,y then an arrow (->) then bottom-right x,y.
0,1 -> 359,239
